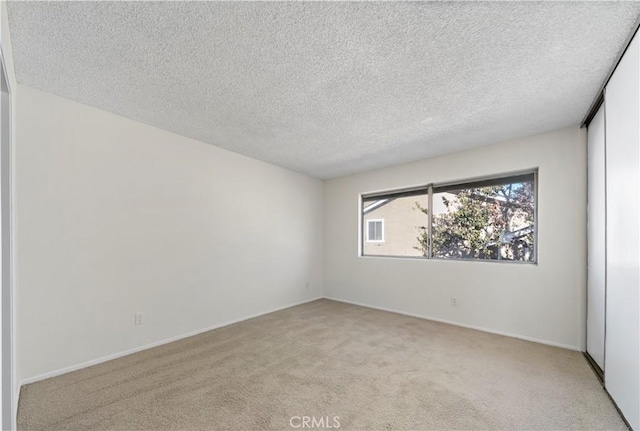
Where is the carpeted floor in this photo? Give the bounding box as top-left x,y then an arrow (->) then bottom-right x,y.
18,299 -> 626,430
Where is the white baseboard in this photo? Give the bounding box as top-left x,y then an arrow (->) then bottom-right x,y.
324,296 -> 581,351
20,296 -> 322,386
19,294 -> 579,388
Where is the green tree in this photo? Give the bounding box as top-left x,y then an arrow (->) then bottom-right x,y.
415,182 -> 534,261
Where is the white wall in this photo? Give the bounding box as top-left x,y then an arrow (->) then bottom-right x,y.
16,85 -> 323,383
324,127 -> 587,350
604,30 -> 640,430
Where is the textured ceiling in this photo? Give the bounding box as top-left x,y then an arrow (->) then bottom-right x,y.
7,2 -> 640,179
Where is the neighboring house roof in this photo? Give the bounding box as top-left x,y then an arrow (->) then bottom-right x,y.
363,199 -> 393,214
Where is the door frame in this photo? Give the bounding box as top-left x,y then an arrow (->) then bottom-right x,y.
1,44 -> 16,431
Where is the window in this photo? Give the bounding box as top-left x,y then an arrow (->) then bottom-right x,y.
362,188 -> 428,257
360,171 -> 536,262
366,219 -> 384,242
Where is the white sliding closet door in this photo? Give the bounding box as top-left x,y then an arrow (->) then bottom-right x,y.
604,31 -> 640,431
586,104 -> 606,371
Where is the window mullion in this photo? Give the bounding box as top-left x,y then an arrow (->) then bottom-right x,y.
427,185 -> 433,259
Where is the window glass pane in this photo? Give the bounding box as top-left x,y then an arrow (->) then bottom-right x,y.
362,193 -> 428,257
368,221 -> 376,241
432,178 -> 535,261
373,221 -> 382,241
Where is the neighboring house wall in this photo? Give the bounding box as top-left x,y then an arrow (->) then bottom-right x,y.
363,196 -> 428,257
362,194 -> 452,257
324,127 -> 587,350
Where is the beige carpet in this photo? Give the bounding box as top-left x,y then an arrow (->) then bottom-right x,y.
18,299 -> 626,430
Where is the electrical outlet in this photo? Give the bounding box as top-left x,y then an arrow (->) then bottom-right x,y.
135,312 -> 144,325
451,297 -> 458,307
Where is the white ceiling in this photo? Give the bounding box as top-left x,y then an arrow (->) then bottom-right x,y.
7,2 -> 640,179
